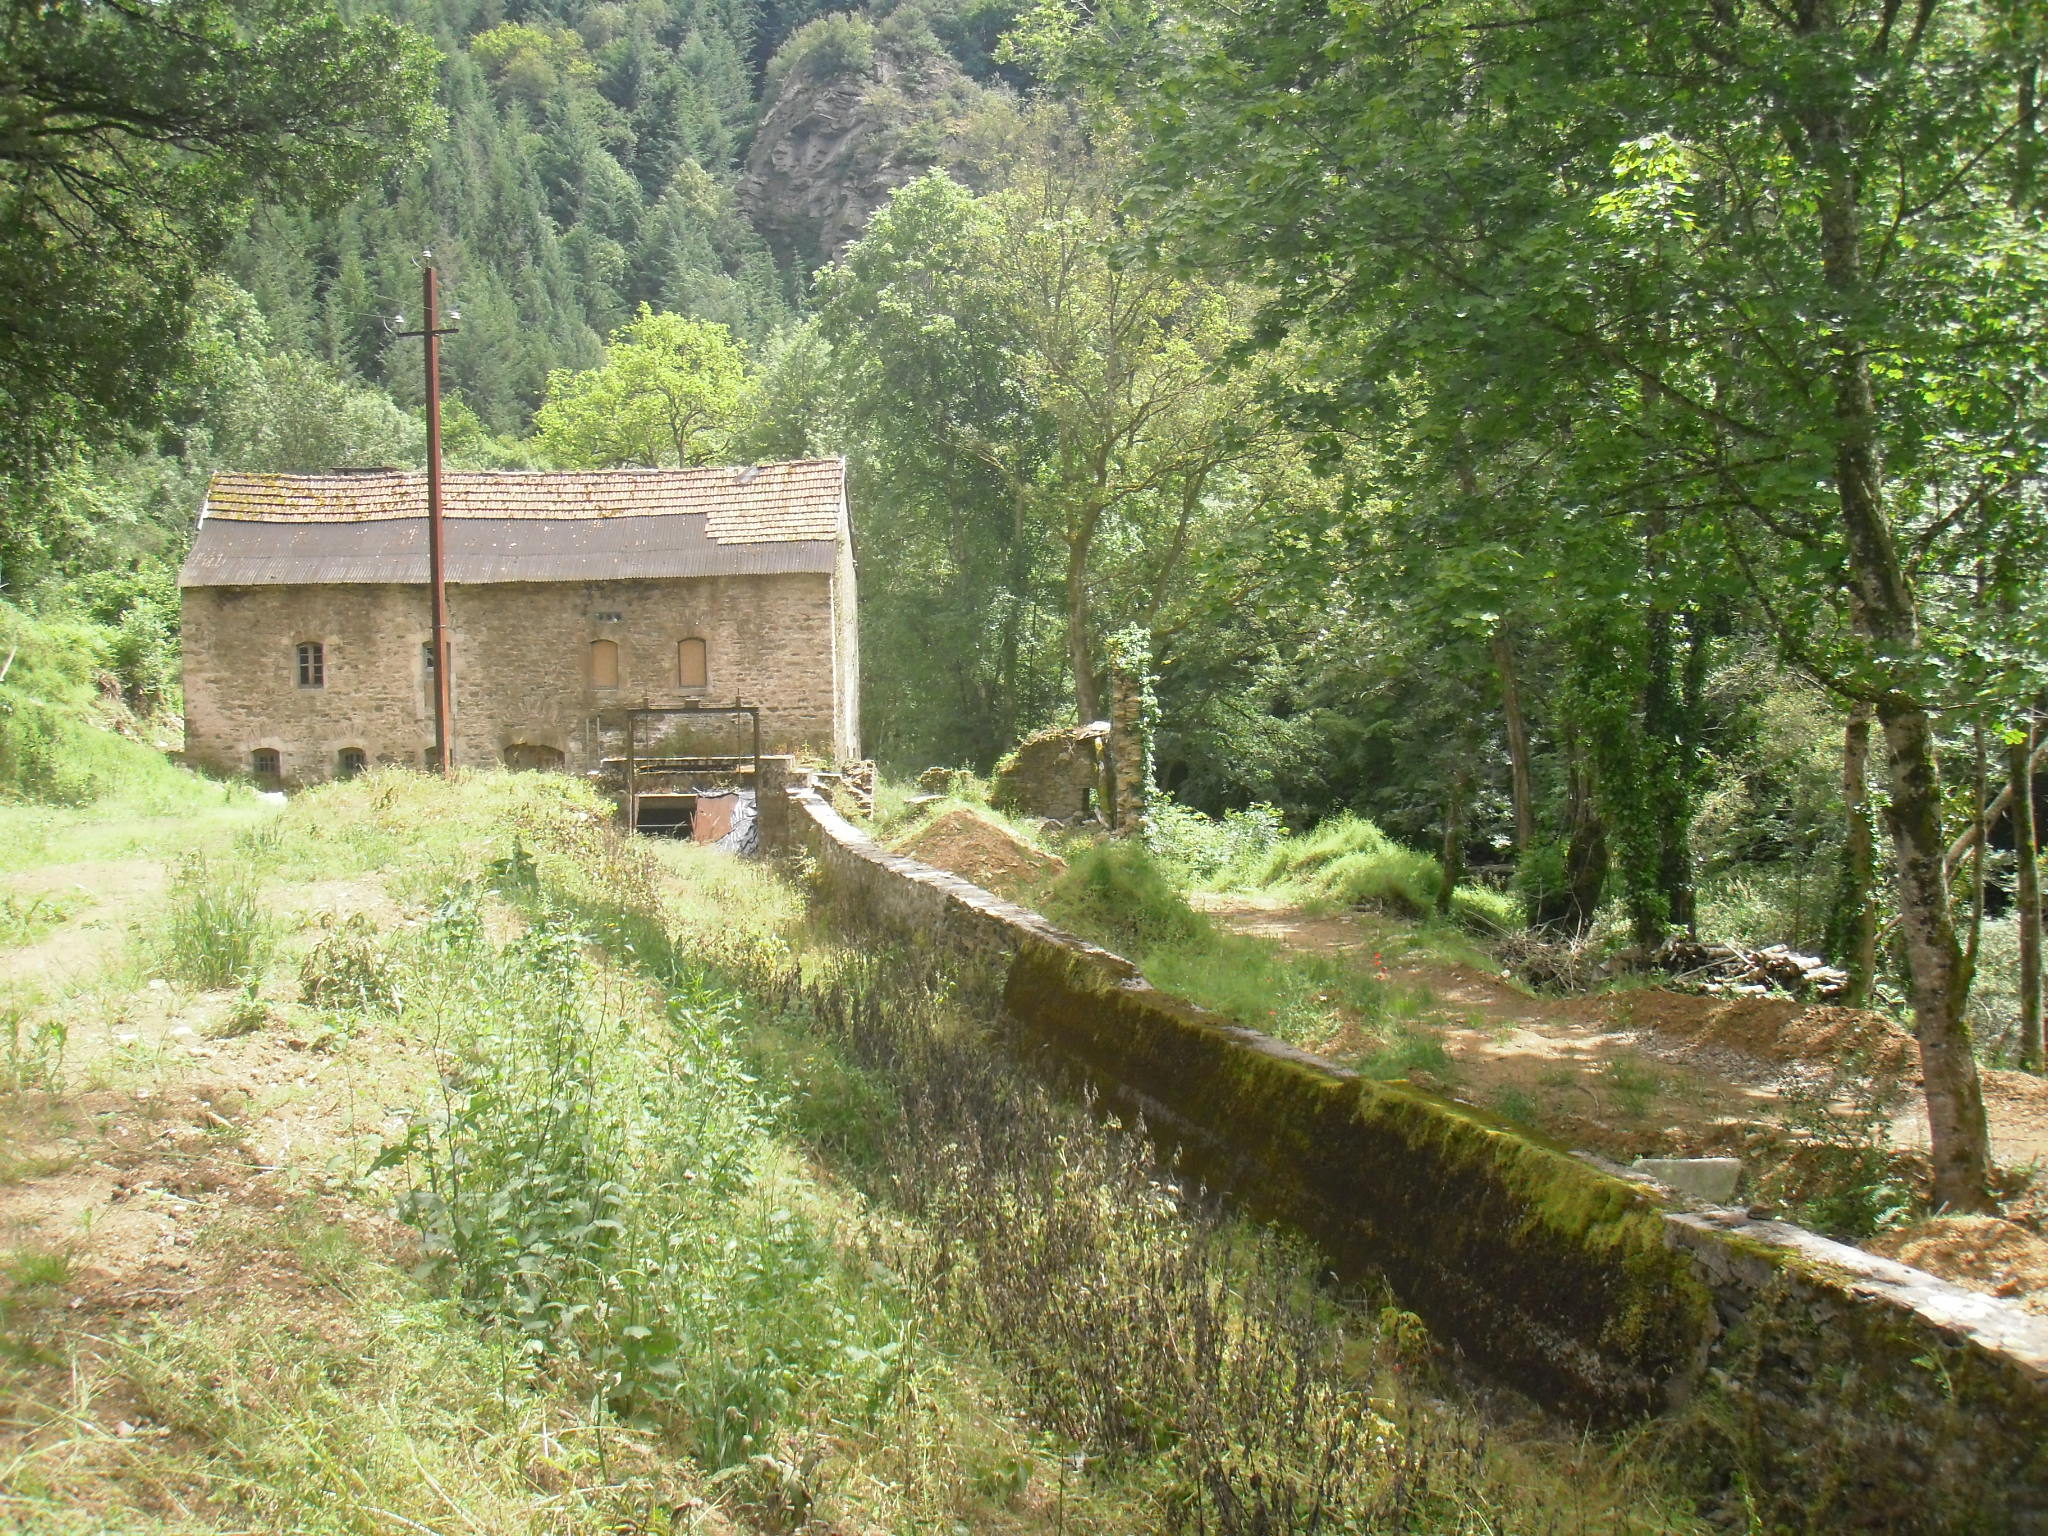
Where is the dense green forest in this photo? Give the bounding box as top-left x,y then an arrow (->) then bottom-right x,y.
2,0 -> 2046,1208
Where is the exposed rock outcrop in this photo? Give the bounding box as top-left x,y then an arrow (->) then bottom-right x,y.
739,43 -> 994,269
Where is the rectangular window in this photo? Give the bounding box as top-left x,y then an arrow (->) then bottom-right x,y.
422,640 -> 437,676
251,748 -> 280,779
591,638 -> 620,689
297,641 -> 324,688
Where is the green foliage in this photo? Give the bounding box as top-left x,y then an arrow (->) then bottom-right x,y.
1222,811 -> 1522,934
158,854 -> 273,990
821,145 -> 1273,763
1144,797 -> 1282,881
0,0 -> 439,473
385,901 -> 795,1422
3,1009 -> 68,1093
1040,839 -> 1210,951
534,307 -> 753,467
298,912 -> 401,1012
1770,1063 -> 1920,1241
764,12 -> 878,99
0,604 -> 222,811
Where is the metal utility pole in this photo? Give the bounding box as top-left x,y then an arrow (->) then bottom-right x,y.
396,258 -> 459,773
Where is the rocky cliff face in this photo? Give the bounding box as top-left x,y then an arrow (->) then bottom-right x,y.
739,45 -> 991,270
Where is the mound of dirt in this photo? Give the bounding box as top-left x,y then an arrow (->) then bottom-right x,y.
1612,992 -> 1915,1076
1868,1215 -> 2048,1313
893,808 -> 1064,900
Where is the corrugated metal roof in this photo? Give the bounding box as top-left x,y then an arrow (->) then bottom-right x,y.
181,461 -> 847,588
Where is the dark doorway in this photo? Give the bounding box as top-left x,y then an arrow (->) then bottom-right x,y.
503,743 -> 565,772
634,794 -> 694,837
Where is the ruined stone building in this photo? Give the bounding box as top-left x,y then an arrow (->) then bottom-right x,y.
178,460 -> 858,785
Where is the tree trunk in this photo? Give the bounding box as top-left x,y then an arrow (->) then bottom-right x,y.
1064,531 -> 1101,725
1826,708 -> 1879,1007
1638,597 -> 1694,942
1438,770 -> 1468,917
1493,624 -> 1536,854
2016,714 -> 2043,1073
1817,161 -> 1994,1211
1534,732 -> 1607,937
1968,717 -> 1989,978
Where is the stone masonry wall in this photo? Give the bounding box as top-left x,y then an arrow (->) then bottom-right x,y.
183,573 -> 844,784
783,785 -> 2048,1528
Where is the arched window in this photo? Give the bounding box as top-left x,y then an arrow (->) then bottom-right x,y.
678,637 -> 707,689
250,748 -> 280,779
336,747 -> 367,780
590,638 -> 619,689
296,641 -> 325,688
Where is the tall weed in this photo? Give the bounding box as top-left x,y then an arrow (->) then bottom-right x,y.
377,890 -> 895,1459
158,853 -> 272,989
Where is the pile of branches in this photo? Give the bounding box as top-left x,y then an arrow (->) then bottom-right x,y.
1494,930 -> 1608,994
1652,937 -> 1851,1001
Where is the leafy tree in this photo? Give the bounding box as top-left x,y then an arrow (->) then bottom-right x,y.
1083,0 -> 2048,1210
534,306 -> 753,466
823,134 -> 1268,734
0,0 -> 439,472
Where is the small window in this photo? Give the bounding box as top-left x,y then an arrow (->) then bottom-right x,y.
337,747 -> 367,780
297,641 -> 325,688
250,748 -> 280,779
678,637 -> 707,689
590,638 -> 619,689
422,640 -> 437,677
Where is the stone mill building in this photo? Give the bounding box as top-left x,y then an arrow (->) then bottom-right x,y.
178,460 -> 859,785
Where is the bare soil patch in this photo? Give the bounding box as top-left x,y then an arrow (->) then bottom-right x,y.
894,807 -> 1065,899
1869,1216 -> 2048,1313
1192,894 -> 2048,1305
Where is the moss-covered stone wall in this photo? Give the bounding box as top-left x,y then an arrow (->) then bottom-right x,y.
785,788 -> 2048,1525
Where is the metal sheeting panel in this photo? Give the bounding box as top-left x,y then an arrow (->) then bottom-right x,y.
179,514 -> 838,587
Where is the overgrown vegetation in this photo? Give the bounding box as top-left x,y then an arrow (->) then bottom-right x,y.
157,854 -> 272,989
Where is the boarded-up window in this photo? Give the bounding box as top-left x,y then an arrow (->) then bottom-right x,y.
337,747 -> 367,779
591,638 -> 619,688
679,637 -> 707,689
251,748 -> 280,779
297,641 -> 324,688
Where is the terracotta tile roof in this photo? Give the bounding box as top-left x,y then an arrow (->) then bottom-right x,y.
182,460 -> 849,588
200,460 -> 846,544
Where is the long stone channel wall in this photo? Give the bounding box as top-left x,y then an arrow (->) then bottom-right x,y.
781,787 -> 2048,1528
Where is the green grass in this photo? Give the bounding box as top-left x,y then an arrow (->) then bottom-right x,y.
155,854 -> 272,990
1036,841 -> 1438,1057
1215,810 -> 1525,935
0,769 -> 1718,1535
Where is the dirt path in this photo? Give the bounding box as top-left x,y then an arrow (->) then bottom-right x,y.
1192,893 -> 2048,1312
1193,893 -> 2048,1170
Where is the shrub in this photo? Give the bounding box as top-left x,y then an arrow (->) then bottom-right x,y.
764,12 -> 876,99
1040,840 -> 1210,952
1224,811 -> 1395,890
1451,882 -> 1523,935
159,854 -> 272,989
1310,843 -> 1443,915
1147,797 -> 1283,881
299,912 -> 400,1011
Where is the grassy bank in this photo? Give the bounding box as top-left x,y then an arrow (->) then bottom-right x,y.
2,771 -> 1710,1532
